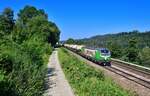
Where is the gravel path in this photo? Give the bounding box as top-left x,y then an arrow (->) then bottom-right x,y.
44,49 -> 74,96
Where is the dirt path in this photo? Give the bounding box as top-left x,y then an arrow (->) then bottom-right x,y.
44,49 -> 74,96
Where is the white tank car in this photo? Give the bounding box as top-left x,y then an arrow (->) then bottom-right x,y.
64,44 -> 85,50
64,44 -> 74,48
83,48 -> 95,57
64,44 -> 70,47
75,45 -> 85,50
72,45 -> 77,49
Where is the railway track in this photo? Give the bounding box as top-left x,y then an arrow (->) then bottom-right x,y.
105,66 -> 150,89
65,47 -> 150,89
111,60 -> 150,79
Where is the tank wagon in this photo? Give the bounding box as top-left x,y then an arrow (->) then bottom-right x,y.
64,44 -> 111,66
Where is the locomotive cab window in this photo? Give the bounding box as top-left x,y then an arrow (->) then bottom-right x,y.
97,48 -> 111,56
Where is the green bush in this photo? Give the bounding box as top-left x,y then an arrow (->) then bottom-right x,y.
0,39 -> 51,96
0,6 -> 60,96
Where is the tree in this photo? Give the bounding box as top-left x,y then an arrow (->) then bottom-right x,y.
17,5 -> 47,24
107,41 -> 122,58
0,6 -> 60,96
13,6 -> 60,46
138,47 -> 150,67
126,38 -> 139,62
66,38 -> 76,44
47,22 -> 60,46
0,8 -> 14,35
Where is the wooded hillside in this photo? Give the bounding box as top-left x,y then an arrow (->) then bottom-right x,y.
66,31 -> 150,67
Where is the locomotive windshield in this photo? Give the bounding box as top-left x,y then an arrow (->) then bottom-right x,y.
97,48 -> 111,56
101,49 -> 109,53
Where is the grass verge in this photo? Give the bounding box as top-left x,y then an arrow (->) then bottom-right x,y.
58,48 -> 135,96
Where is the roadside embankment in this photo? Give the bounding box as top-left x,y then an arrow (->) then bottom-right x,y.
58,48 -> 135,96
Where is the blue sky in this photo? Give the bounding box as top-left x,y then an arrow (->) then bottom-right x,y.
0,0 -> 150,40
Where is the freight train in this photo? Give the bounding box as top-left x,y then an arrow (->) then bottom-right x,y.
64,44 -> 111,66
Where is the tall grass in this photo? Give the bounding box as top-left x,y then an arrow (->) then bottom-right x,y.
0,37 -> 52,96
58,48 -> 135,96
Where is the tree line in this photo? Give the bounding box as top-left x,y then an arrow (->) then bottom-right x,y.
0,6 -> 60,96
65,31 -> 150,67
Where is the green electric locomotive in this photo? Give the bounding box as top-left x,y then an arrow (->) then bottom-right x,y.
81,47 -> 111,66
64,44 -> 111,66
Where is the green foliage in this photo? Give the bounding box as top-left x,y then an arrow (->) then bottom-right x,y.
58,48 -> 134,96
138,47 -> 150,67
66,38 -> 76,44
0,7 -> 14,35
0,71 -> 19,96
107,41 -> 122,58
0,6 -> 60,96
126,38 -> 139,62
0,37 -> 51,96
73,31 -> 150,67
17,5 -> 48,24
13,12 -> 60,45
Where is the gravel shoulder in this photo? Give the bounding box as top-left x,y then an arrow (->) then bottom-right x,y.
67,49 -> 150,96
44,49 -> 74,96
